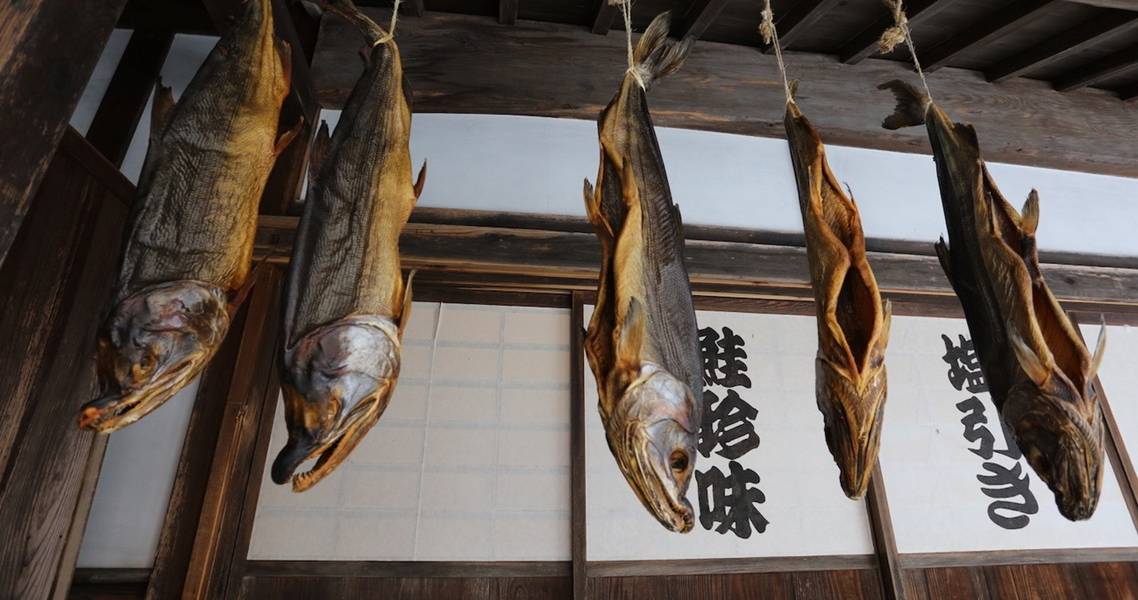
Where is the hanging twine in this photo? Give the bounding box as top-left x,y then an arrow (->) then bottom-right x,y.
611,0 -> 647,89
373,0 -> 403,46
879,0 -> 933,102
759,0 -> 792,105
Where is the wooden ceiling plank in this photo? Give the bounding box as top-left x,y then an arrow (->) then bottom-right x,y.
838,0 -> 955,65
679,0 -> 729,40
1054,42 -> 1138,90
986,10 -> 1138,82
920,0 -> 1059,72
1118,82 -> 1138,100
313,11 -> 1138,179
1066,0 -> 1138,9
773,0 -> 845,49
499,0 -> 519,25
592,0 -> 618,35
406,0 -> 425,17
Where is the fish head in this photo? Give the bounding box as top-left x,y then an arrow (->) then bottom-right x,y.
272,317 -> 401,492
815,355 -> 887,499
80,281 -> 228,432
1004,364 -> 1104,521
604,364 -> 698,533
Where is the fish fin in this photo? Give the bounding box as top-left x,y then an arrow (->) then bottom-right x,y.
1009,327 -> 1050,387
150,81 -> 175,141
397,270 -> 415,338
934,238 -> 953,285
413,160 -> 428,199
1090,316 -> 1107,378
274,115 -> 304,156
879,80 -> 928,130
616,298 -> 646,370
633,12 -> 694,88
1020,189 -> 1040,236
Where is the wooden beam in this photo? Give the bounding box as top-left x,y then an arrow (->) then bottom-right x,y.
570,292 -> 587,600
313,10 -> 1138,179
180,267 -> 283,600
85,29 -> 174,167
865,464 -> 904,600
1067,0 -> 1138,9
244,560 -> 569,578
920,0 -> 1059,72
587,555 -> 877,577
838,0 -> 954,65
899,547 -> 1138,568
0,0 -> 128,267
678,0 -> 728,40
1119,82 -> 1138,101
1054,42 -> 1138,91
773,0 -> 844,49
591,0 -> 618,35
252,214 -> 1138,321
986,11 -> 1138,82
0,130 -> 129,598
499,0 -> 518,25
406,0 -> 426,18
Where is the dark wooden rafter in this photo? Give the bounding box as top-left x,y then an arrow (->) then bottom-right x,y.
1119,82 -> 1138,101
677,0 -> 729,40
920,0 -> 1059,72
591,0 -> 619,35
771,0 -> 844,50
85,29 -> 174,167
986,10 -> 1138,82
1054,42 -> 1138,91
315,11 -> 1138,179
838,0 -> 954,65
406,0 -> 426,17
499,0 -> 519,25
0,0 -> 128,267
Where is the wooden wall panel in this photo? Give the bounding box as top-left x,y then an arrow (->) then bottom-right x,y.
238,576 -> 570,600
0,130 -> 130,599
901,562 -> 1138,600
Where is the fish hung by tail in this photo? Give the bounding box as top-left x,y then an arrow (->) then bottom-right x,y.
628,11 -> 694,89
879,80 -> 930,130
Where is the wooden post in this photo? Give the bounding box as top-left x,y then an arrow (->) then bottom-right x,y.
0,130 -> 131,599
570,292 -> 588,600
866,462 -> 905,600
0,0 -> 129,266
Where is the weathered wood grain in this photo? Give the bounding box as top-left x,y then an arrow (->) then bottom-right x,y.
899,548 -> 1138,569
311,10 -> 1138,178
586,555 -> 876,577
0,129 -> 129,598
838,0 -> 954,65
866,464 -> 903,600
570,293 -> 587,600
0,0 -> 128,266
920,0 -> 1059,72
85,29 -> 174,167
985,10 -> 1138,82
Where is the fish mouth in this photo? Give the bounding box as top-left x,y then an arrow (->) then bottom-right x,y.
816,358 -> 886,499
611,419 -> 696,533
274,393 -> 385,492
79,353 -> 206,432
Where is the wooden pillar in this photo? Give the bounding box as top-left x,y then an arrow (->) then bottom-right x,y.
866,463 -> 905,600
0,0 -> 129,266
570,292 -> 588,600
0,130 -> 132,599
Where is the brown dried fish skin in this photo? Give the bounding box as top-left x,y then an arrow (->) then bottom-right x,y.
785,100 -> 890,499
583,12 -> 701,532
81,0 -> 292,432
274,2 -> 422,491
880,80 -> 1105,520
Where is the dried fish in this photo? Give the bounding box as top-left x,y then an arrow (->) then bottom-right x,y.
271,0 -> 425,492
80,0 -> 296,432
582,12 -> 701,533
881,80 -> 1105,520
784,98 -> 891,499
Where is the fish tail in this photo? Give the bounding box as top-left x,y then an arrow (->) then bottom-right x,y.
632,12 -> 694,89
878,79 -> 929,130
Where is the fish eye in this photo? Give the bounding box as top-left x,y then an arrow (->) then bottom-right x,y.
669,450 -> 689,473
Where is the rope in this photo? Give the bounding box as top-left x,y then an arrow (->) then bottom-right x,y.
759,0 -> 792,105
373,0 -> 402,46
879,0 -> 933,102
611,0 -> 646,89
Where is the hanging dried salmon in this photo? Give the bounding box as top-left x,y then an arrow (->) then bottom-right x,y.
582,8 -> 703,532
761,2 -> 891,499
881,80 -> 1106,521
271,0 -> 425,492
80,0 -> 296,432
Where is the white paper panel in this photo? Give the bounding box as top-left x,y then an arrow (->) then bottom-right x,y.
881,316 -> 1138,554
586,309 -> 876,560
1081,323 -> 1138,473
248,302 -> 571,561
